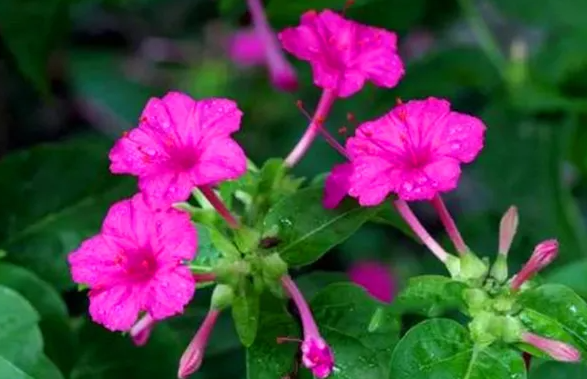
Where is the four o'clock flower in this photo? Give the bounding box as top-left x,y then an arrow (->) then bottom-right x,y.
279,9 -> 404,98
281,8 -> 404,167
109,92 -> 247,210
228,28 -> 267,68
68,193 -> 197,331
282,275 -> 334,378
348,261 -> 395,303
521,332 -> 581,362
346,97 -> 486,206
511,239 -> 559,290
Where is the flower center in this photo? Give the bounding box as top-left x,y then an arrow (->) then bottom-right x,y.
115,250 -> 158,282
171,148 -> 199,171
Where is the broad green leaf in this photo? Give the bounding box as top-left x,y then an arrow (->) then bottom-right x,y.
261,187 -> 378,267
546,260 -> 587,298
246,297 -> 299,379
0,355 -> 33,379
307,283 -> 401,378
0,135 -> 135,289
0,286 -> 43,376
390,319 -> 526,379
30,356 -> 65,379
71,320 -> 182,379
294,271 -> 347,300
530,361 -> 587,379
0,0 -> 68,93
393,275 -> 466,317
232,281 -> 261,347
0,263 -> 74,374
518,284 -> 587,355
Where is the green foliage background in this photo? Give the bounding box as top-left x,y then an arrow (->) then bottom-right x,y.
1,0 -> 587,378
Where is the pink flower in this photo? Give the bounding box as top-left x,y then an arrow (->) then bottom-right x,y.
109,92 -> 247,209
278,9 -> 404,98
345,97 -> 486,205
228,29 -> 266,67
522,332 -> 581,362
348,261 -> 395,303
511,239 -> 558,290
301,337 -> 335,379
282,275 -> 334,378
323,163 -> 352,209
178,309 -> 220,378
68,193 -> 197,331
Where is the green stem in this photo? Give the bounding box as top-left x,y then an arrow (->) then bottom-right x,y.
457,0 -> 506,78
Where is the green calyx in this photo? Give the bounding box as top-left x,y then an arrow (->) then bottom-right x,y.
457,251 -> 489,284
211,284 -> 235,310
489,254 -> 509,283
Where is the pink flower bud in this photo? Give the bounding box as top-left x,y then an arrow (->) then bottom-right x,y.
130,314 -> 156,346
178,309 -> 220,378
499,206 -> 519,256
511,239 -> 558,290
522,332 -> 581,362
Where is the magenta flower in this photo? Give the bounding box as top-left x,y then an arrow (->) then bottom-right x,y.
345,97 -> 486,205
323,163 -> 352,209
348,261 -> 395,303
511,239 -> 558,290
278,9 -> 404,98
68,193 -> 197,331
178,309 -> 220,378
228,29 -> 266,67
109,92 -> 247,209
522,332 -> 581,362
282,275 -> 334,378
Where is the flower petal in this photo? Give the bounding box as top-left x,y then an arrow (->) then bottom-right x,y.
144,266 -> 195,320
348,156 -> 397,206
191,137 -> 247,185
89,285 -> 141,331
323,163 -> 353,209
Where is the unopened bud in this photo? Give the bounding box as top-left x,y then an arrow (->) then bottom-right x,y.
521,332 -> 581,362
511,239 -> 558,290
498,206 -> 518,256
211,284 -> 234,310
490,255 -> 508,283
459,252 -> 488,283
262,253 -> 288,281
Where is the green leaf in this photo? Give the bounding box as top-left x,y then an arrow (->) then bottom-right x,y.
546,260 -> 587,298
0,356 -> 33,379
246,297 -> 300,379
308,283 -> 401,378
261,187 -> 378,267
390,319 -> 527,379
0,0 -> 68,93
293,271 -> 347,300
0,263 -> 75,374
30,356 -> 65,379
0,285 -> 43,376
530,361 -> 587,379
518,284 -> 587,355
393,275 -> 466,317
71,320 -> 182,379
232,281 -> 261,347
191,224 -> 222,269
0,135 -> 135,289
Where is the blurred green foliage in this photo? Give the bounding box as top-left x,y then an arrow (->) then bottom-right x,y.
1,0 -> 587,378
